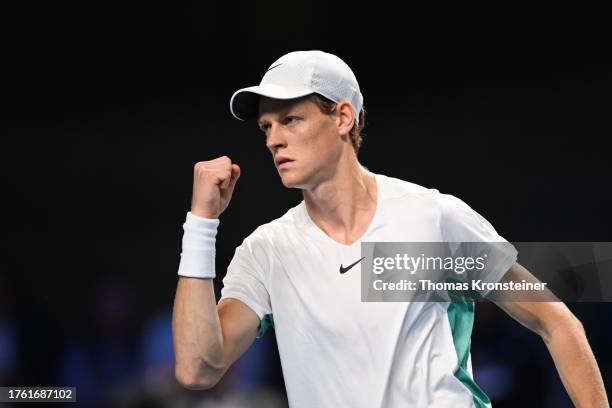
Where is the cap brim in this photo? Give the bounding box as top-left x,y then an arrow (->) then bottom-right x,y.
229,84 -> 315,121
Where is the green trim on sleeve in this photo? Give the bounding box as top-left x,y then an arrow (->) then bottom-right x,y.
447,301 -> 492,408
257,313 -> 274,338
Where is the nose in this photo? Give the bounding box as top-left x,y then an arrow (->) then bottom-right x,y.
266,122 -> 287,152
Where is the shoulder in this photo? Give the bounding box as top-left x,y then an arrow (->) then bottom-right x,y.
378,172 -> 491,228
377,173 -> 440,200
238,201 -> 306,249
378,173 -> 463,213
228,204 -> 304,273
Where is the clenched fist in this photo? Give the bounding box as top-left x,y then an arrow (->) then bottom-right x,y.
190,156 -> 241,219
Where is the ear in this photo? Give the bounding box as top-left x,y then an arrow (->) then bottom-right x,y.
335,100 -> 355,135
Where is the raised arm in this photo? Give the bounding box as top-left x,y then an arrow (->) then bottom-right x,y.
489,262 -> 609,408
172,157 -> 260,390
173,279 -> 259,389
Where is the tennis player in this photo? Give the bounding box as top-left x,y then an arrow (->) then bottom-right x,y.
172,51 -> 608,407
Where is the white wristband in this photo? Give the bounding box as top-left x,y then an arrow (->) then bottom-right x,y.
177,211 -> 220,279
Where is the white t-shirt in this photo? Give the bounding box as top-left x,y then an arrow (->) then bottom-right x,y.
220,173 -> 517,408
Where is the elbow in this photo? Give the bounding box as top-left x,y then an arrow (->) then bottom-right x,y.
174,359 -> 226,390
572,315 -> 587,340
540,309 -> 586,344
172,332 -> 227,390
175,362 -> 224,390
176,375 -> 217,391
569,313 -> 586,337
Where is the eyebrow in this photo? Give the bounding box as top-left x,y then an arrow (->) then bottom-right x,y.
258,105 -> 304,125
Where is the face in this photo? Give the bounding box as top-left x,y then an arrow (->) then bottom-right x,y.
257,95 -> 347,189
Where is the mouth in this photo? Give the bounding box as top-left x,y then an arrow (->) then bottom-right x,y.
275,157 -> 294,169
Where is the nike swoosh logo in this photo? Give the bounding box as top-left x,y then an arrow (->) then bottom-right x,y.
266,63 -> 283,72
339,257 -> 365,274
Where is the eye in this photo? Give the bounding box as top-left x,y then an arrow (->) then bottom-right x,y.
283,116 -> 299,125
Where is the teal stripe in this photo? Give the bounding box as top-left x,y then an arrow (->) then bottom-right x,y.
447,301 -> 492,408
257,313 -> 274,338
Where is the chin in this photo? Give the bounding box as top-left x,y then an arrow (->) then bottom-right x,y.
278,170 -> 308,189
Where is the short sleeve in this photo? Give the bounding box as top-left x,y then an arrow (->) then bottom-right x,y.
439,194 -> 518,297
220,231 -> 273,338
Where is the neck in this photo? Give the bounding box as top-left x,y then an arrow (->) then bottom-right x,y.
302,158 -> 377,244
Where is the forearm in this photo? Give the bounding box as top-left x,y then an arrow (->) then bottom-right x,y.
172,277 -> 226,389
542,315 -> 609,408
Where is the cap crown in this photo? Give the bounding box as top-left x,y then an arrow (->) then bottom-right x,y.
260,51 -> 363,122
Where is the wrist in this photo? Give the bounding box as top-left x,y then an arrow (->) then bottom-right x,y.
177,211 -> 219,279
186,211 -> 220,225
190,206 -> 219,220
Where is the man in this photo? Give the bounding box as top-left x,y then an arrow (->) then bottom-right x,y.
172,51 -> 608,407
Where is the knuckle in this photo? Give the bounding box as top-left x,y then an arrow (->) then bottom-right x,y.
194,161 -> 208,171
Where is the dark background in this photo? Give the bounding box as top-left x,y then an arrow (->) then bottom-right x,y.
2,1 -> 611,407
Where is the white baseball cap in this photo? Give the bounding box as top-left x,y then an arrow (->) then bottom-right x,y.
230,50 -> 364,124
